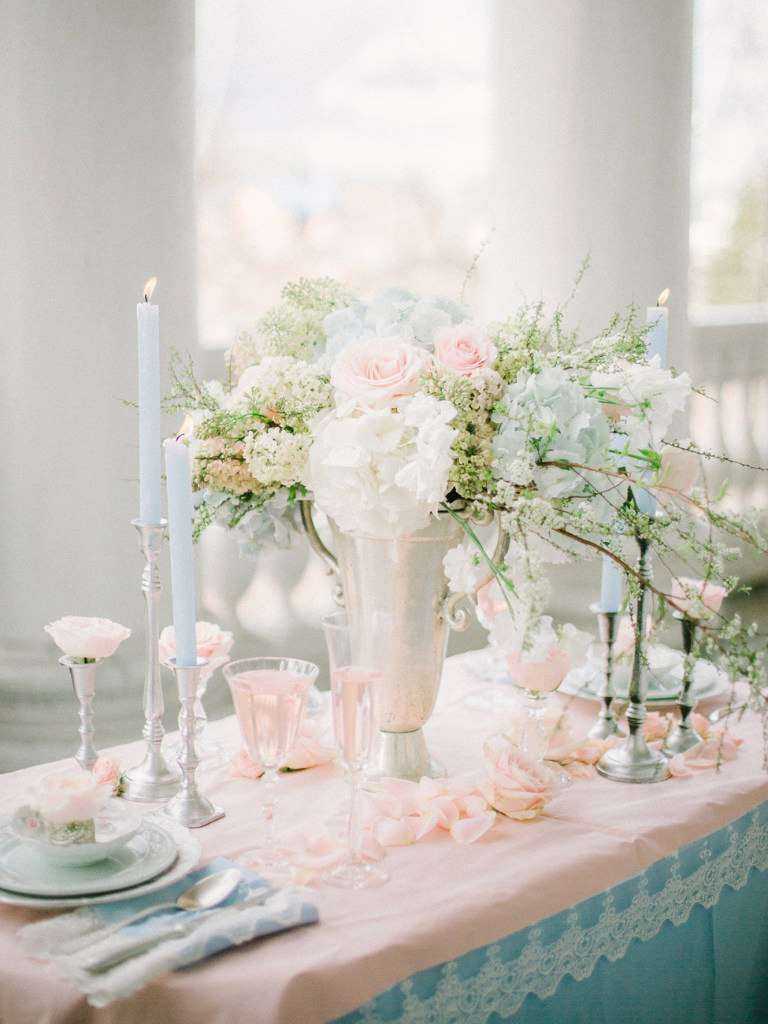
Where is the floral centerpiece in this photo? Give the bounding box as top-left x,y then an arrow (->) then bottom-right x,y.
169,276 -> 768,765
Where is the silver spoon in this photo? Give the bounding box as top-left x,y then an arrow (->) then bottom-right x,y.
74,868 -> 244,967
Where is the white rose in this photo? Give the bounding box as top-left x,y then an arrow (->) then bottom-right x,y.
44,616 -> 131,660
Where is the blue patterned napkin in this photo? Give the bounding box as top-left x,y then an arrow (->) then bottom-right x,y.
20,857 -> 319,1007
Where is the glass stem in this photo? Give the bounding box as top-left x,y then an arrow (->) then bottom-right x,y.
347,769 -> 362,864
262,766 -> 279,850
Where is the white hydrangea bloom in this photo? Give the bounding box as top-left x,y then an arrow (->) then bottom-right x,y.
305,394 -> 457,538
443,543 -> 486,594
590,357 -> 691,450
244,430 -> 312,488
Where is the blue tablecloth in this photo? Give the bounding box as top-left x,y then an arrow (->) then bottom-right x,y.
335,803 -> 768,1024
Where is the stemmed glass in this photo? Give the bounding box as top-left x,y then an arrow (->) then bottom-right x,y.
321,613 -> 388,889
224,656 -> 318,878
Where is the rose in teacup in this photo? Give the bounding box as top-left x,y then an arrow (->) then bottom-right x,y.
331,337 -> 428,409
159,621 -> 234,682
670,577 -> 727,620
433,323 -> 497,377
33,769 -> 110,826
44,616 -> 131,661
480,734 -> 556,820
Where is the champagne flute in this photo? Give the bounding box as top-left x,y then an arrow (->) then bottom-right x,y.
224,656 -> 318,878
322,614 -> 388,889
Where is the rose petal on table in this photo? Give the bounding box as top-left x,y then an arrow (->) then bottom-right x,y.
430,795 -> 460,829
360,829 -> 386,862
411,811 -> 439,841
450,811 -> 496,844
376,816 -> 417,846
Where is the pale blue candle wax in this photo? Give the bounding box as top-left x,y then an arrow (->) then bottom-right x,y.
137,300 -> 162,524
163,437 -> 198,667
645,305 -> 668,368
599,555 -> 623,612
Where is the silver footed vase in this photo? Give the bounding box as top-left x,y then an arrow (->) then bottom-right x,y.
301,501 -> 508,781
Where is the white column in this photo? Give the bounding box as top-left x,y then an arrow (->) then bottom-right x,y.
0,1 -> 195,767
488,0 -> 693,363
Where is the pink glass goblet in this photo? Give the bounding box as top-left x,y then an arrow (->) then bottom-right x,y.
225,656 -> 318,879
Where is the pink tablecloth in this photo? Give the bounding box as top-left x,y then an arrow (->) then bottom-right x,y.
1,653 -> 766,1024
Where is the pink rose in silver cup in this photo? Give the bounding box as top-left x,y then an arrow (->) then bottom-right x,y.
159,621 -> 234,682
480,735 -> 556,820
331,337 -> 429,409
433,323 -> 497,377
670,577 -> 726,620
44,616 -> 131,660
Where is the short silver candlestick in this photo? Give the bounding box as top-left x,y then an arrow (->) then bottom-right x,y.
662,615 -> 703,755
61,656 -> 100,770
163,658 -> 224,829
597,536 -> 669,783
588,606 -> 624,740
123,520 -> 181,802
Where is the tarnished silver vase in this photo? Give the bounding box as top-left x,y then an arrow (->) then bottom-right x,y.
301,501 -> 508,781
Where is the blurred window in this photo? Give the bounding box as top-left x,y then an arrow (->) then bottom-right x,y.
196,0 -> 492,350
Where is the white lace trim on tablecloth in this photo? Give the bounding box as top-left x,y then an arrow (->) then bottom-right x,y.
349,806 -> 768,1024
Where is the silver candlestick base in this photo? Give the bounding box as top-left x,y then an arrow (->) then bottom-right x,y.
123,520 -> 180,802
662,615 -> 703,756
588,606 -> 624,740
597,536 -> 669,784
61,656 -> 100,770
163,658 -> 224,829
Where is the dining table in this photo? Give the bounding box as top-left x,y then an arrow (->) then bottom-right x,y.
0,650 -> 766,1024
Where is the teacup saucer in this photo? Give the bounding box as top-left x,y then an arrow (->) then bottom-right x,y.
0,818 -> 177,897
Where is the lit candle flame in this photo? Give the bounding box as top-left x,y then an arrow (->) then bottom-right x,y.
143,276 -> 158,303
657,287 -> 670,307
176,414 -> 194,443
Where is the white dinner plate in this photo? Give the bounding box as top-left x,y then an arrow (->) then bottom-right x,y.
0,818 -> 200,909
560,643 -> 731,706
0,817 -> 177,898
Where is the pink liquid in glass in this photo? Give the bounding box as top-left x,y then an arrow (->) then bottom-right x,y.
331,667 -> 382,772
231,669 -> 310,769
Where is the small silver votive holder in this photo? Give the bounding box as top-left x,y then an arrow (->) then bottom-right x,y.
597,537 -> 669,783
61,655 -> 100,770
163,657 -> 225,829
662,615 -> 703,756
588,605 -> 624,740
123,519 -> 181,802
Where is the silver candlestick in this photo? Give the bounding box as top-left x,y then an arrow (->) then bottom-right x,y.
123,520 -> 180,802
61,656 -> 100,769
163,658 -> 224,828
588,606 -> 624,739
597,536 -> 669,783
662,615 -> 703,755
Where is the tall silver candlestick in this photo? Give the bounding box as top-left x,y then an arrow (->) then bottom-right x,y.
164,658 -> 224,828
123,520 -> 180,802
588,606 -> 624,739
61,656 -> 100,769
597,536 -> 669,783
662,615 -> 703,755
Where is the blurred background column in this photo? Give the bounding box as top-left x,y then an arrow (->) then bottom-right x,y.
488,0 -> 694,363
0,1 -> 196,768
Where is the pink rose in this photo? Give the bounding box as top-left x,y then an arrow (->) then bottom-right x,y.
433,323 -> 497,377
44,616 -> 131,660
670,578 -> 727,620
33,770 -> 110,826
480,735 -> 556,820
159,621 -> 234,683
331,338 -> 428,409
507,647 -> 571,693
658,446 -> 700,496
92,757 -> 122,794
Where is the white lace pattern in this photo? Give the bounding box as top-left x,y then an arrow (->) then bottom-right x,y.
346,806 -> 768,1024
